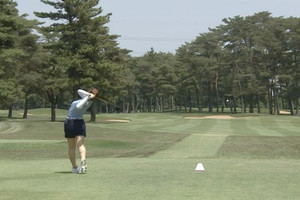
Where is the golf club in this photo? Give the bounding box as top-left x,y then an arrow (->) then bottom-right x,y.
94,96 -> 122,110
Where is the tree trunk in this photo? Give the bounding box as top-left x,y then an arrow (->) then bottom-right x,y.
273,82 -> 279,115
134,95 -> 139,113
127,100 -> 132,113
141,98 -> 145,112
229,98 -> 233,114
289,98 -> 295,115
295,98 -> 298,115
281,96 -> 285,110
90,103 -> 97,122
153,97 -> 157,112
131,94 -> 136,113
8,105 -> 13,118
148,97 -> 152,112
240,95 -> 245,113
196,92 -> 200,112
121,100 -> 125,113
23,98 -> 29,119
51,102 -> 56,122
249,96 -> 254,113
161,97 -> 165,112
188,89 -> 192,112
233,97 -> 237,114
257,95 -> 261,113
156,96 -> 159,111
208,82 -> 212,112
179,97 -> 182,111
195,86 -> 201,112
221,96 -> 224,113
268,85 -> 273,114
184,97 -> 187,112
47,91 -> 58,121
215,72 -> 219,112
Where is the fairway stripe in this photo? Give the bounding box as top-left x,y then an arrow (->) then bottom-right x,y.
151,134 -> 227,159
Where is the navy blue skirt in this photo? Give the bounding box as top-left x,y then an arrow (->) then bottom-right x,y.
64,119 -> 86,138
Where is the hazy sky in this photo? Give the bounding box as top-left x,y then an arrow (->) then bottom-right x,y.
15,0 -> 300,56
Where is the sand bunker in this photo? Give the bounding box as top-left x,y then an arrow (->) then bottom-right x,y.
105,119 -> 131,123
184,115 -> 235,119
280,111 -> 290,114
19,113 -> 33,116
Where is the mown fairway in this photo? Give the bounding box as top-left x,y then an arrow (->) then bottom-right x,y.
0,109 -> 299,200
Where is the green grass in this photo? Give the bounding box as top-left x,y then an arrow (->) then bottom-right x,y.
0,109 -> 300,200
217,136 -> 300,159
1,158 -> 299,200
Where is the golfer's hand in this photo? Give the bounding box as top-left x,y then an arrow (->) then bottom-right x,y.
88,93 -> 95,100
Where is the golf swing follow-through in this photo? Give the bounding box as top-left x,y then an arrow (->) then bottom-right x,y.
64,88 -> 99,174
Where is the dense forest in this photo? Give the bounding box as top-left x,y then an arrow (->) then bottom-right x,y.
0,0 -> 299,121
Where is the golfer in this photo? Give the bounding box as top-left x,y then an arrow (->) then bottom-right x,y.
64,88 -> 99,174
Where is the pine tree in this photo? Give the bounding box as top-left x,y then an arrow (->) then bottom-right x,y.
0,0 -> 39,118
35,0 -> 129,121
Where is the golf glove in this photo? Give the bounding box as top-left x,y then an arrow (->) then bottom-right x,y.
88,93 -> 95,100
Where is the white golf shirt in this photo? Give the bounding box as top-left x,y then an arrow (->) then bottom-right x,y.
66,89 -> 92,119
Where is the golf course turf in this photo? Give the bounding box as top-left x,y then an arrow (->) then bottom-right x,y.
0,109 -> 299,200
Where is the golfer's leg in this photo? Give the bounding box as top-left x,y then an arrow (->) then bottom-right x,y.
67,138 -> 77,167
76,136 -> 86,160
76,136 -> 87,173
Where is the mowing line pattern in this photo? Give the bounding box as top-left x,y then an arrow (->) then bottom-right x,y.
0,110 -> 300,200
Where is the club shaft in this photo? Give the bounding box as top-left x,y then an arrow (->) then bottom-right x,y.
94,96 -> 122,109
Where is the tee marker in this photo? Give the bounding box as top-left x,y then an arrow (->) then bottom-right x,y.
195,163 -> 205,172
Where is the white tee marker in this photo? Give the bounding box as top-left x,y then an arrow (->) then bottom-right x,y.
195,163 -> 205,172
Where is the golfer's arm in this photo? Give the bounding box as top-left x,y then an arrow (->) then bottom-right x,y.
77,89 -> 90,98
76,96 -> 90,110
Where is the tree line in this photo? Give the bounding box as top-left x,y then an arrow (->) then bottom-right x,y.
117,12 -> 300,116
0,0 -> 299,122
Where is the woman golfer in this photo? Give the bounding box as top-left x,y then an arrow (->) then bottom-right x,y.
64,88 -> 99,174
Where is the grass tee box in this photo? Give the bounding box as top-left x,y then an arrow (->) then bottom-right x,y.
0,109 -> 300,200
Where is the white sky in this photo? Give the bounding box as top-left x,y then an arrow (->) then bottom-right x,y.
15,0 -> 300,56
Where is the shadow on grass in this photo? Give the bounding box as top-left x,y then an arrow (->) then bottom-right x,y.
54,171 -> 72,174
